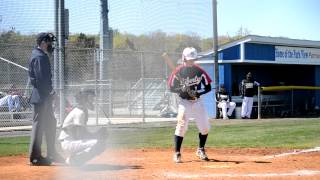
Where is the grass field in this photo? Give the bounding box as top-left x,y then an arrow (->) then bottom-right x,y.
0,118 -> 319,157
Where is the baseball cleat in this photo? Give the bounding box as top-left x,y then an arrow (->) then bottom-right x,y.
173,152 -> 182,163
196,147 -> 209,161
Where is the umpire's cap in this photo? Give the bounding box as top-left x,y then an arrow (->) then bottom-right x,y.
36,32 -> 56,45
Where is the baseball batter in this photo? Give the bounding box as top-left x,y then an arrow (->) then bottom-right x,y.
58,89 -> 107,166
240,72 -> 260,119
168,47 -> 212,163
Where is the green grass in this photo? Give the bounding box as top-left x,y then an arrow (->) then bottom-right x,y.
109,119 -> 320,149
1,118 -> 320,156
0,136 -> 30,156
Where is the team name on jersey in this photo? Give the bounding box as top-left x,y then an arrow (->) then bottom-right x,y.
182,76 -> 202,86
245,83 -> 254,89
220,94 -> 228,100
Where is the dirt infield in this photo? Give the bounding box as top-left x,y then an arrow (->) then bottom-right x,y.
1,147 -> 320,180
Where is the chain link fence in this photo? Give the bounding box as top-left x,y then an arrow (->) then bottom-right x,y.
0,44 -> 181,128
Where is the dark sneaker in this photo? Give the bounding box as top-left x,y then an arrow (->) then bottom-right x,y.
173,152 -> 182,163
196,147 -> 209,161
30,157 -> 52,166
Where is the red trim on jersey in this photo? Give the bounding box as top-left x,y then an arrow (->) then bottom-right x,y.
167,64 -> 184,87
167,64 -> 212,87
193,64 -> 212,84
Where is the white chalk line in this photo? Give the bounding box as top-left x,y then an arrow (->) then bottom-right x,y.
164,147 -> 320,178
263,147 -> 320,159
164,170 -> 320,179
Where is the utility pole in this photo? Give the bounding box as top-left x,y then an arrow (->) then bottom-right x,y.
54,0 -> 59,90
212,0 -> 219,118
58,0 -> 66,123
100,0 -> 113,116
100,0 -> 112,81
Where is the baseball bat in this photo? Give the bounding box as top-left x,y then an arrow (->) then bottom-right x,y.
161,52 -> 176,72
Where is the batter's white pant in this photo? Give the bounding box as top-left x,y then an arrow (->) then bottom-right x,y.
175,97 -> 210,137
241,97 -> 253,118
217,101 -> 236,119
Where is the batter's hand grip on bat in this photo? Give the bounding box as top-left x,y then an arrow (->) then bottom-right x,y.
161,52 -> 176,72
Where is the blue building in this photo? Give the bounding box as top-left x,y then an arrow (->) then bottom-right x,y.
196,35 -> 320,117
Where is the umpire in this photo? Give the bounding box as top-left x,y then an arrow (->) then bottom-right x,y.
28,32 -> 63,166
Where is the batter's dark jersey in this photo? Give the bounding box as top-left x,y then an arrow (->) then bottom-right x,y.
168,64 -> 212,100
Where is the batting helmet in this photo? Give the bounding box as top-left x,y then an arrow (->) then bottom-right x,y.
182,47 -> 198,61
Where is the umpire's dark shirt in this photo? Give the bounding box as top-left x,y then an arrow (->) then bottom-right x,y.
28,48 -> 53,104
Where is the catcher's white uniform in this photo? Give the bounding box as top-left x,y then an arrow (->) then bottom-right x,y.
58,107 -> 106,165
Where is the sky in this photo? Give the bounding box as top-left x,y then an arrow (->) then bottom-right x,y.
0,0 -> 319,41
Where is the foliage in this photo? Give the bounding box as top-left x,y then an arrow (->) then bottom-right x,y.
0,26 -> 251,52
0,30 -> 35,44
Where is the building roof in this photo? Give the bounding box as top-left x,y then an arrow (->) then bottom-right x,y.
219,35 -> 320,50
196,35 -> 320,63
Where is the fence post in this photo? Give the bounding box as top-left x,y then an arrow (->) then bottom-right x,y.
109,80 -> 112,117
291,89 -> 294,116
258,86 -> 261,119
94,48 -> 99,124
140,52 -> 145,122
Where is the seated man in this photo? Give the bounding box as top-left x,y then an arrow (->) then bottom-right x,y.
216,84 -> 236,120
0,92 -> 21,112
58,89 -> 107,166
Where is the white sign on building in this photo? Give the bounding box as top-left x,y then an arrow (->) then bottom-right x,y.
275,46 -> 320,65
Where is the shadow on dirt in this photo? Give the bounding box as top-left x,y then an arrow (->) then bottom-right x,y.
79,164 -> 143,171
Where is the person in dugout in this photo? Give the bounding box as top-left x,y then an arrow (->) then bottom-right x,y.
216,84 -> 236,120
240,72 -> 260,119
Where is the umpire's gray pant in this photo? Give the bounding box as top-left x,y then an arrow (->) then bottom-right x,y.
29,100 -> 57,161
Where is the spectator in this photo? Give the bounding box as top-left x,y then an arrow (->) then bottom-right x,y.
0,85 -> 22,112
0,93 -> 21,112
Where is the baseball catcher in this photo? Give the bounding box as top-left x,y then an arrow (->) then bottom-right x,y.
58,89 -> 107,166
168,47 -> 212,163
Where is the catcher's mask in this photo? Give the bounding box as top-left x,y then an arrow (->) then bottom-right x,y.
36,32 -> 56,45
75,89 -> 95,110
36,32 -> 56,54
